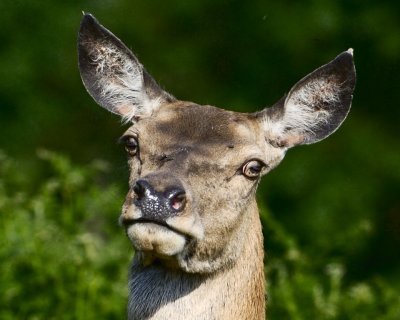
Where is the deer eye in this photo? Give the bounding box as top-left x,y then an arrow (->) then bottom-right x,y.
122,136 -> 139,156
242,160 -> 265,179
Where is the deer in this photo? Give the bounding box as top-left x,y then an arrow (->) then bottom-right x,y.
78,13 -> 355,320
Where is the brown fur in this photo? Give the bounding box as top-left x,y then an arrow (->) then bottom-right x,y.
78,14 -> 356,320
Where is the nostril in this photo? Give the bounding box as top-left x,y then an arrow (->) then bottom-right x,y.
133,180 -> 146,199
168,190 -> 186,212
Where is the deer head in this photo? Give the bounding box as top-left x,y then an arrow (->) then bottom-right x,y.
78,13 -> 355,277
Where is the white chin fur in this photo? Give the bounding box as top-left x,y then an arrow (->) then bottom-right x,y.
127,223 -> 186,256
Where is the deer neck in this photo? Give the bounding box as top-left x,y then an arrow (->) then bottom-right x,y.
128,203 -> 265,320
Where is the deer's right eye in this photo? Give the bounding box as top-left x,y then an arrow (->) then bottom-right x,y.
122,136 -> 139,156
241,159 -> 265,179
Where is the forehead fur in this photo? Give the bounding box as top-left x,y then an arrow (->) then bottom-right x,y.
135,102 -> 256,148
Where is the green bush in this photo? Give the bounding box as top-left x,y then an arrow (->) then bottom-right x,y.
261,203 -> 400,320
0,151 -> 130,319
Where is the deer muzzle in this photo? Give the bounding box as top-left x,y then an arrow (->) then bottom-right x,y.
119,176 -> 204,257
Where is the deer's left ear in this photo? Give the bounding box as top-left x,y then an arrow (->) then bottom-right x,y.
78,13 -> 175,122
260,50 -> 356,148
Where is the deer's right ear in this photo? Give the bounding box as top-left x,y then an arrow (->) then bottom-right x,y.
78,14 -> 175,122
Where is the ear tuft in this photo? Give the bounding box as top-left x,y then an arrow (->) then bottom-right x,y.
78,14 -> 175,122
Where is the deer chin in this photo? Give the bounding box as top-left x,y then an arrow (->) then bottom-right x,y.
126,216 -> 203,257
127,222 -> 187,257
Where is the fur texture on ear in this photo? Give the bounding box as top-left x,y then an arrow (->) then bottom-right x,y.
78,13 -> 175,122
260,50 -> 356,148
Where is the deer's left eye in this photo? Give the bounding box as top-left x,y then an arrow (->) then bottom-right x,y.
242,160 -> 265,179
122,136 -> 139,156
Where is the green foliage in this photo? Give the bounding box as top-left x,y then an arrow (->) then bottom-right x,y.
0,151 -> 130,319
261,204 -> 400,320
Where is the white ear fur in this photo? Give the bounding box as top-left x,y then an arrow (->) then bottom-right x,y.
78,14 -> 174,122
263,75 -> 342,139
90,43 -> 163,122
261,50 -> 356,147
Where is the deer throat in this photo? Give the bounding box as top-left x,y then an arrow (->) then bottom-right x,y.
127,210 -> 265,320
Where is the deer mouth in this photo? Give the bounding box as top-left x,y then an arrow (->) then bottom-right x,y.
121,216 -> 192,257
120,202 -> 204,257
126,218 -> 190,239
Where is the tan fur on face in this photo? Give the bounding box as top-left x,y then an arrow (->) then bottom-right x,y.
121,103 -> 283,271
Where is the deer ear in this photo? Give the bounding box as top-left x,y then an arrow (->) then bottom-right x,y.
78,13 -> 175,122
261,50 -> 356,148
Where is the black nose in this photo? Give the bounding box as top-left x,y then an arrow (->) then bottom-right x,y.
133,180 -> 186,221
133,180 -> 147,200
